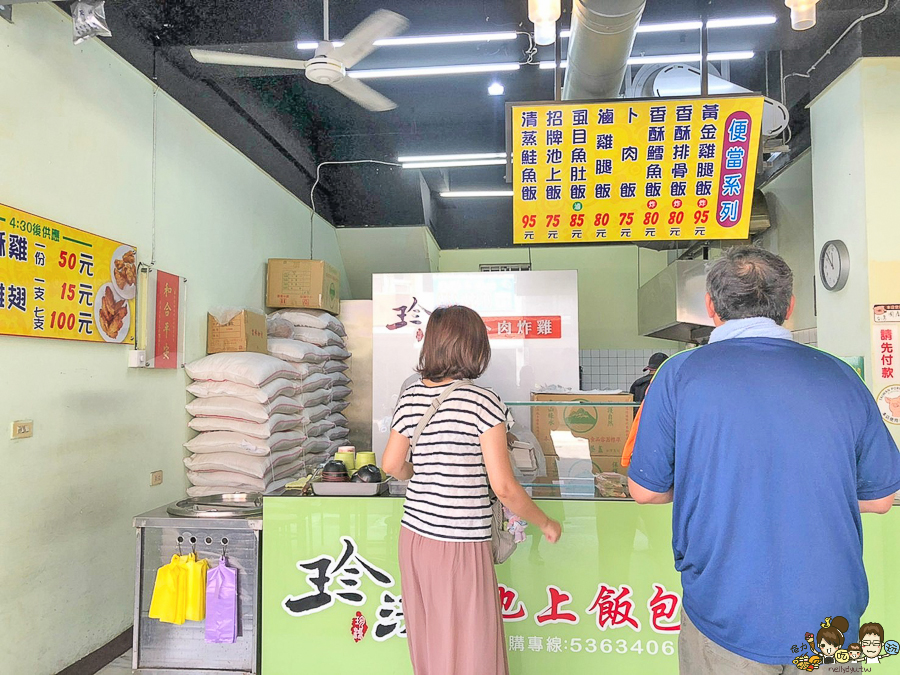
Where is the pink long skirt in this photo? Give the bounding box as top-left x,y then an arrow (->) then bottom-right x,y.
399,527 -> 509,675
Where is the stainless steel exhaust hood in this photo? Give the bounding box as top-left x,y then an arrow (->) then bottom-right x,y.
638,258 -> 714,343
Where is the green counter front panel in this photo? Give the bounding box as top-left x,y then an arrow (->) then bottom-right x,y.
261,497 -> 900,674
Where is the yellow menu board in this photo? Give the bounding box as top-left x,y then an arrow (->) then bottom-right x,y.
0,203 -> 136,344
510,96 -> 765,245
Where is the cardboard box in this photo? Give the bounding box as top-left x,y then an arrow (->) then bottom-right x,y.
531,392 -> 634,463
267,259 -> 341,315
207,310 -> 267,354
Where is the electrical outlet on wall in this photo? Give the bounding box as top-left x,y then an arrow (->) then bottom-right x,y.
10,420 -> 33,439
150,470 -> 163,487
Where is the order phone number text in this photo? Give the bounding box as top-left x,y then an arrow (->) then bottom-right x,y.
508,637 -> 676,656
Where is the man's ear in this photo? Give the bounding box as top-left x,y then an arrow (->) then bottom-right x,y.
784,295 -> 796,323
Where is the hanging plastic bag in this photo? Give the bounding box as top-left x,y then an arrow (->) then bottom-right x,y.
185,555 -> 209,622
149,554 -> 192,625
71,1 -> 112,45
205,557 -> 239,643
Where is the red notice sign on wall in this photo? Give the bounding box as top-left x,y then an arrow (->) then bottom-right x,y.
483,316 -> 562,339
154,271 -> 180,369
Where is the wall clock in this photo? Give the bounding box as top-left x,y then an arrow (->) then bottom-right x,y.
819,240 -> 850,292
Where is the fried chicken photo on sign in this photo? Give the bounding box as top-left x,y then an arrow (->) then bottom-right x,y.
99,286 -> 127,338
113,249 -> 137,290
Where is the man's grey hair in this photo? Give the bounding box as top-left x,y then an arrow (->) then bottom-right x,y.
706,246 -> 794,325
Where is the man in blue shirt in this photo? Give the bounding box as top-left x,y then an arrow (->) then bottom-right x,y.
629,247 -> 900,674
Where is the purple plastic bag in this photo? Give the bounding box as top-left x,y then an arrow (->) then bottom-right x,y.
205,557 -> 238,643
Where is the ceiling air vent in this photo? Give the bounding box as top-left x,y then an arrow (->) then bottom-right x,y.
480,263 -> 532,272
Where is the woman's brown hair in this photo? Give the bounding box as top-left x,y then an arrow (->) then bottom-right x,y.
417,306 -> 491,382
817,616 -> 849,650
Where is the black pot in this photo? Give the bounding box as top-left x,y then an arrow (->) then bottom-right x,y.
322,460 -> 349,478
355,464 -> 382,483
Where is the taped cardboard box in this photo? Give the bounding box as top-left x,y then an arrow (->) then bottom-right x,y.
207,310 -> 267,354
531,392 -> 634,466
267,259 -> 341,315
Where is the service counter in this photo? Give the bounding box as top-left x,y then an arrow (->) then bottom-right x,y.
260,494 -> 900,674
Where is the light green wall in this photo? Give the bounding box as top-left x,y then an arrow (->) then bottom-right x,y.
439,245 -> 673,349
810,61 -> 875,366
759,151 -> 816,331
0,5 -> 345,672
335,226 -> 439,299
810,57 -> 900,446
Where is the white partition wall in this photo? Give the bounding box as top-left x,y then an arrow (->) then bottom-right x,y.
371,271 -> 580,459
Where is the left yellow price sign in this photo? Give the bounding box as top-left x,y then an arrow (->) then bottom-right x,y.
0,203 -> 136,344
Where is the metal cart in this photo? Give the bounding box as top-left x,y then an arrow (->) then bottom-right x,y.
132,496 -> 262,674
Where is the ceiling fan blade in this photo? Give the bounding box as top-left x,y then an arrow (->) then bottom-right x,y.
330,77 -> 397,112
190,49 -> 308,71
330,10 -> 409,69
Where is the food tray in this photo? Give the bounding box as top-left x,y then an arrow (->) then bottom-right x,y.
311,481 -> 389,496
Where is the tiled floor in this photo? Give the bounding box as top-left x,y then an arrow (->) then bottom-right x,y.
97,650 -> 132,674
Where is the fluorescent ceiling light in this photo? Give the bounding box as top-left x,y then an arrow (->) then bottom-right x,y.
350,62 -> 520,80
558,15 -> 776,38
403,158 -> 508,169
634,20 -> 704,33
440,190 -> 514,198
296,31 -> 516,50
539,50 -> 754,69
378,32 -> 517,46
296,41 -> 339,49
398,152 -> 507,163
708,15 -> 777,28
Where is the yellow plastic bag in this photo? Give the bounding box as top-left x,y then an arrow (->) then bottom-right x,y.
185,555 -> 209,622
149,554 -> 192,625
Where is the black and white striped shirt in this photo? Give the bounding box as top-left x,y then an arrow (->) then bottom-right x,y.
391,381 -> 509,542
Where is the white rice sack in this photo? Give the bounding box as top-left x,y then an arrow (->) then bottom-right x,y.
326,426 -> 350,441
266,315 -> 295,338
331,385 -> 352,401
186,396 -> 302,423
186,377 -> 298,404
272,309 -> 345,336
188,413 -> 303,439
267,338 -> 329,364
323,345 -> 351,360
304,419 -> 335,438
184,430 -> 306,456
188,461 -> 303,490
301,437 -> 333,453
293,361 -> 326,379
295,389 -> 332,408
327,412 -> 348,427
184,446 -> 305,479
330,399 -> 350,414
296,372 -> 333,394
323,359 -> 349,374
291,326 -> 344,347
300,404 -> 331,424
327,372 -> 351,387
186,352 -> 300,387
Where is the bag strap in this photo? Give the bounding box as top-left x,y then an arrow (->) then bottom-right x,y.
406,380 -> 471,463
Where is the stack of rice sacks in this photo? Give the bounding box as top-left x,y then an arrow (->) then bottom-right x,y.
183,352 -> 310,497
266,308 -> 352,471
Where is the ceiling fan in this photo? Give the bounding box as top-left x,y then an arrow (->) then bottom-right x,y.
190,2 -> 409,112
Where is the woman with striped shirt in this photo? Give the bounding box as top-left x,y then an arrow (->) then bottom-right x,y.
383,305 -> 562,675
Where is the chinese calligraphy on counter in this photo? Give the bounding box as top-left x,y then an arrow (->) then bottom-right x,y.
509,96 -> 765,244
